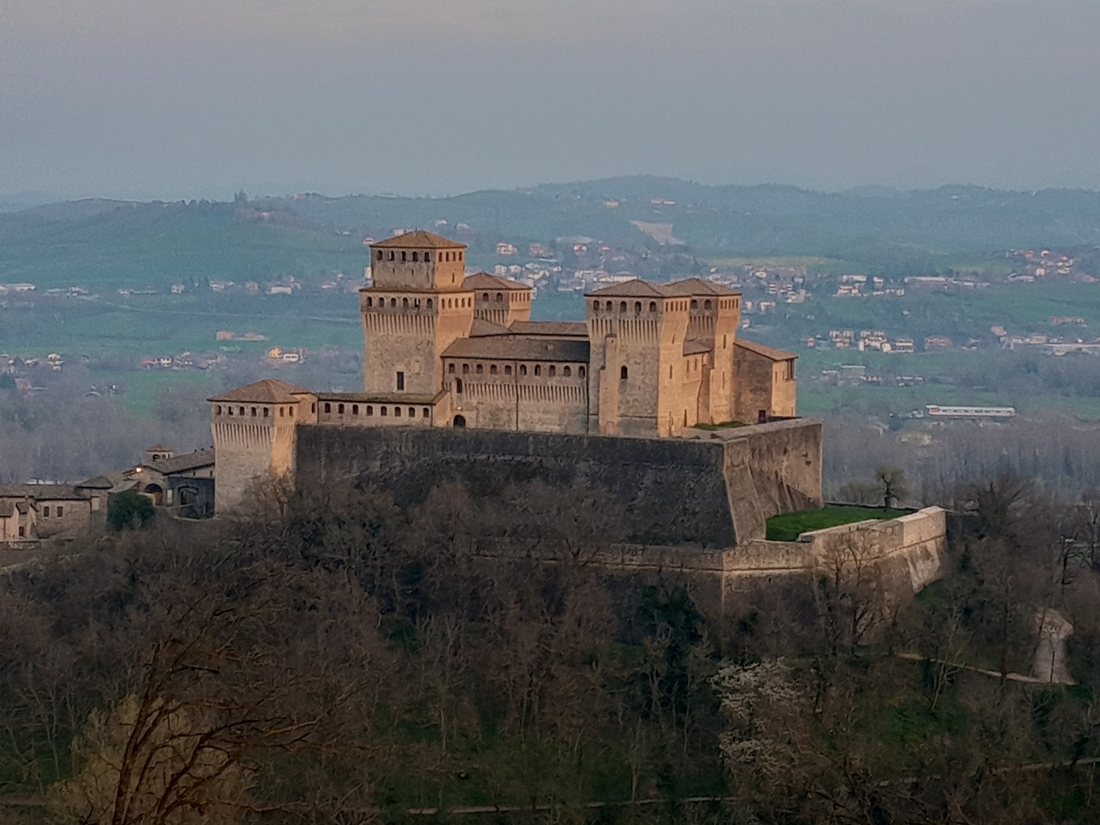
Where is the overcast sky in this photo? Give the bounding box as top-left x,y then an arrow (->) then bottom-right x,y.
2,0 -> 1099,200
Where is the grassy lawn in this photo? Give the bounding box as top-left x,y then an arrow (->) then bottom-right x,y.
766,505 -> 910,541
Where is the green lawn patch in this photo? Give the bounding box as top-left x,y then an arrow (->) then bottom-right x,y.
693,420 -> 747,431
766,505 -> 910,541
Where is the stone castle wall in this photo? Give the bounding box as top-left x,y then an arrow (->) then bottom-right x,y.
294,418 -> 824,548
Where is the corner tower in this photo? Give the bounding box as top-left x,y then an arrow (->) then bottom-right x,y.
363,231 -> 474,397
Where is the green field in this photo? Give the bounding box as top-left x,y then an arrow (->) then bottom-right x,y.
766,505 -> 910,541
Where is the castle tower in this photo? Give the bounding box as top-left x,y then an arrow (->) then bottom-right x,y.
464,272 -> 533,328
363,231 -> 474,397
663,279 -> 741,425
586,281 -> 693,437
208,379 -> 317,512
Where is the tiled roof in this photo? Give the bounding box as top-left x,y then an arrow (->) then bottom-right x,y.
76,475 -> 115,490
506,321 -> 588,338
150,448 -> 215,475
470,319 -> 512,337
587,279 -> 668,298
683,340 -> 711,355
464,272 -> 531,291
664,277 -> 740,296
372,231 -> 465,249
0,484 -> 85,501
208,378 -> 312,404
443,336 -> 590,363
736,338 -> 798,362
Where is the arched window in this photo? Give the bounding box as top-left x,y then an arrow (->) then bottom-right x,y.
620,301 -> 627,312
279,407 -> 284,417
649,301 -> 657,312
459,251 -> 463,260
704,300 -> 712,310
548,365 -> 556,376
448,363 -> 455,373
324,402 -> 331,413
381,406 -> 388,416
390,297 -> 397,307
394,406 -> 401,417
520,365 -> 527,376
563,366 -> 571,377
227,406 -> 233,415
352,404 -> 359,415
427,299 -> 433,309
408,407 -> 415,417
579,366 -> 586,378
620,366 -> 628,380
534,365 -> 542,376
453,414 -> 466,427
366,405 -> 374,416
289,406 -> 294,417
422,408 -> 430,418
388,251 -> 394,260
606,301 -> 612,310
412,252 -> 418,262
263,407 -> 269,417
634,301 -> 641,313
462,364 -> 469,374
496,292 -> 503,302
476,364 -> 483,374
401,251 -> 406,262
483,292 -> 489,301
403,297 -> 409,308
338,403 -> 344,414
504,365 -> 512,375
425,253 -> 430,262
490,364 -> 498,375
366,297 -> 373,307
216,405 -> 222,415
377,250 -> 383,260
251,407 -> 257,416
691,299 -> 698,310
239,407 -> 245,416
593,300 -> 600,312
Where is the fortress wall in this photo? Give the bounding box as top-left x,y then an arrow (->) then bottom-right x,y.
296,425 -> 738,547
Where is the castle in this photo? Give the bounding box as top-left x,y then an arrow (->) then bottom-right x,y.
210,231 -> 800,512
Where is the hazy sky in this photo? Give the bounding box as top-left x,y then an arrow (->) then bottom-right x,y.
2,0 -> 1099,200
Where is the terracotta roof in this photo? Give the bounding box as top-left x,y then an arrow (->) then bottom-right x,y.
507,321 -> 588,338
470,319 -> 512,337
664,277 -> 740,296
443,336 -> 590,363
76,475 -> 115,490
208,378 -> 312,404
372,230 -> 465,250
150,448 -> 215,475
735,338 -> 798,362
587,279 -> 668,298
464,272 -> 531,291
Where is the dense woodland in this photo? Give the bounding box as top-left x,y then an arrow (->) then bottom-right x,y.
2,475 -> 1100,824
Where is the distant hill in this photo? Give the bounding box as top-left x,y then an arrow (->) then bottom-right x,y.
2,178 -> 1100,290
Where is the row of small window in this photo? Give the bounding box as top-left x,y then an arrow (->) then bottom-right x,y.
592,298 -> 735,313
323,402 -> 431,419
447,362 -> 586,378
214,405 -> 296,418
478,291 -> 527,303
41,505 -> 64,518
364,296 -> 472,309
376,250 -> 463,262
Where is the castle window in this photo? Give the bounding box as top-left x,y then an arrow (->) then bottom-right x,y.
534,365 -> 542,376
490,364 -> 497,375
401,251 -> 406,262
634,301 -> 641,313
289,406 -> 294,417
448,364 -> 455,373
455,378 -> 463,393
520,365 -> 527,376
459,251 -> 463,260
388,251 -> 394,261
279,407 -> 284,417
57,506 -> 63,517
264,408 -> 269,417
496,292 -> 503,302
403,297 -> 409,308
377,251 -> 383,260
476,364 -> 483,374
409,407 -> 415,417
227,407 -> 233,416
579,366 -> 586,378
414,298 -> 421,308
563,366 -> 571,377
691,299 -> 698,310
18,526 -> 24,537
367,405 -> 373,416
396,371 -> 405,390
606,301 -> 612,310
548,365 -> 556,376
593,300 -> 600,312
239,407 -> 245,416
395,407 -> 401,417
251,407 -> 257,416
216,405 -> 222,415
423,407 -> 430,417
338,403 -> 344,414
723,334 -> 728,348
366,297 -> 373,307
785,360 -> 795,380
324,403 -> 331,413
427,299 -> 433,309
43,506 -> 50,517
704,300 -> 712,310
425,253 -> 430,262
620,366 -> 628,380
462,364 -> 469,374
504,365 -> 512,375
381,406 -> 388,416
390,298 -> 397,308
650,301 -> 657,312
483,292 -> 489,301
412,252 -> 418,262
620,302 -> 627,312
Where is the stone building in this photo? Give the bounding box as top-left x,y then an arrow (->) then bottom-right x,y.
0,480 -> 111,544
210,230 -> 800,511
